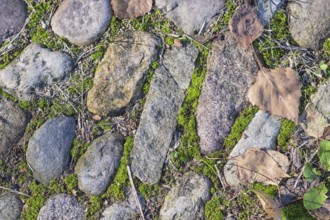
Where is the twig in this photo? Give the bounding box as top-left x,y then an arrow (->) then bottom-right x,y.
127,165 -> 145,220
214,164 -> 226,190
0,186 -> 30,197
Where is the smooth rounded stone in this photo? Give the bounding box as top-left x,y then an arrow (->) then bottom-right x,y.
0,43 -> 72,100
196,32 -> 258,154
155,0 -> 225,35
288,0 -> 330,50
26,116 -> 75,184
311,78 -> 330,121
75,132 -> 124,195
0,193 -> 23,220
100,192 -> 145,220
37,194 -> 84,220
223,111 -> 282,186
0,96 -> 29,160
131,44 -> 199,184
87,31 -> 161,116
160,172 -> 211,220
111,0 -> 152,19
256,0 -> 284,25
51,0 -> 111,46
0,0 -> 27,45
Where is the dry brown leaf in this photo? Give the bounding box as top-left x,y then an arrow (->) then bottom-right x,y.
111,0 -> 152,19
248,68 -> 302,123
303,104 -> 329,138
253,190 -> 282,220
322,126 -> 330,141
92,114 -> 102,121
173,39 -> 183,47
229,4 -> 264,47
231,148 -> 290,185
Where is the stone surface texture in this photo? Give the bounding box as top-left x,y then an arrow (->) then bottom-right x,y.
26,116 -> 76,184
87,31 -> 161,116
75,132 -> 124,195
0,43 -> 72,100
159,172 -> 211,220
0,193 -> 23,220
131,44 -> 199,184
0,96 -> 29,160
196,33 -> 258,154
311,78 -> 330,121
111,0 -> 152,19
37,194 -> 84,220
224,111 -> 282,186
0,0 -> 27,45
288,0 -> 330,50
256,0 -> 284,25
51,0 -> 112,46
155,0 -> 225,35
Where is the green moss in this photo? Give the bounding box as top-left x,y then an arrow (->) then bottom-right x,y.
92,119 -> 112,137
91,45 -> 106,62
255,11 -> 294,68
211,0 -> 238,33
277,119 -> 296,152
323,38 -> 330,57
224,106 -> 259,149
165,36 -> 175,46
282,201 -> 315,220
67,74 -> 93,97
102,136 -> 134,201
64,174 -> 78,193
205,195 -> 223,220
137,182 -> 160,199
70,139 -> 90,162
85,196 -> 103,219
251,183 -> 277,197
143,61 -> 159,95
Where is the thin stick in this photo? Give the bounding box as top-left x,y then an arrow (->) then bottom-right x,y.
0,186 -> 30,197
127,165 -> 145,220
214,164 -> 226,190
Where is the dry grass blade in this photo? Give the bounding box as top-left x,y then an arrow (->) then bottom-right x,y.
248,68 -> 302,123
111,0 -> 152,19
231,148 -> 290,185
252,190 -> 282,220
229,4 -> 264,47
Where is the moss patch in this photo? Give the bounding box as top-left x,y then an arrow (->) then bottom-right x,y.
205,195 -> 223,220
282,201 -> 315,220
224,106 -> 259,149
277,119 -> 296,152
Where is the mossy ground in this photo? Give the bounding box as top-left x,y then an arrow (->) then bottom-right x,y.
0,0 -> 328,219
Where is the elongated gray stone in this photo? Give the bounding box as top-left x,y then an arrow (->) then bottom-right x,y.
224,111 -> 282,186
160,172 -> 211,220
75,132 -> 124,195
0,43 -> 72,100
196,32 -> 258,154
155,0 -> 225,35
256,0 -> 284,25
131,44 -> 199,184
311,78 -> 330,121
51,0 -> 112,46
87,31 -> 161,116
26,116 -> 75,184
0,96 -> 29,160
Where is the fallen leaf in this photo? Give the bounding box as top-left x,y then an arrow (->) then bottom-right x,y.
248,68 -> 302,123
303,183 -> 328,210
303,104 -> 329,138
111,0 -> 152,19
309,199 -> 330,220
303,162 -> 321,183
230,148 -> 290,185
252,190 -> 282,220
229,4 -> 264,47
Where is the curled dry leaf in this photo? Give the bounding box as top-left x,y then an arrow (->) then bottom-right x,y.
248,68 -> 302,123
230,148 -> 290,185
229,4 -> 264,47
303,104 -> 329,138
111,0 -> 152,19
252,190 -> 282,220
